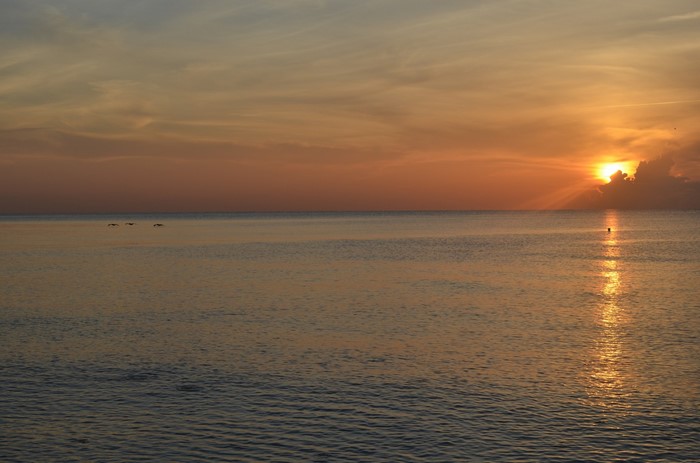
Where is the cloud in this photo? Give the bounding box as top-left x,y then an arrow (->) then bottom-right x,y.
570,153 -> 700,209
0,127 -> 400,166
4,0 -> 698,149
659,10 -> 700,22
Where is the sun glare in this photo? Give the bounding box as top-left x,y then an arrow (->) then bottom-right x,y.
597,161 -> 636,183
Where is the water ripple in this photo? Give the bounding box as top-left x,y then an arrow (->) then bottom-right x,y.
1,360 -> 698,462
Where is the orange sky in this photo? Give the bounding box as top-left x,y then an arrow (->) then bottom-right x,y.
1,1 -> 699,213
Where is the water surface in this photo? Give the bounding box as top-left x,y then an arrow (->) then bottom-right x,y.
1,211 -> 698,461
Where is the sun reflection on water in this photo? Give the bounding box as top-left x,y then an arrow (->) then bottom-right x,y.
587,211 -> 630,408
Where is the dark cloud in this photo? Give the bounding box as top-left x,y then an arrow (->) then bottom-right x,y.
570,153 -> 700,209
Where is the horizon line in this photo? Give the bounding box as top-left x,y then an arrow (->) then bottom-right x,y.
2,207 -> 698,217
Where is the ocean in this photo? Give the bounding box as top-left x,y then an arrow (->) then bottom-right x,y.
1,211 -> 698,462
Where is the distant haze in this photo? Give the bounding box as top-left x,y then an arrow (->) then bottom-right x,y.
1,1 -> 699,213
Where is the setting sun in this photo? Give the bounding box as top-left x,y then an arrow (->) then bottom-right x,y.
598,161 -> 637,183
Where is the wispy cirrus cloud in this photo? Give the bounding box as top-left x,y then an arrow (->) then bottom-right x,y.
659,10 -> 700,22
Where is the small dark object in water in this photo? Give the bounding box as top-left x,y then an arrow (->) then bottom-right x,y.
68,437 -> 89,444
607,227 -> 611,232
176,384 -> 203,392
153,223 -> 164,227
124,222 -> 135,226
122,372 -> 156,382
107,223 -> 119,227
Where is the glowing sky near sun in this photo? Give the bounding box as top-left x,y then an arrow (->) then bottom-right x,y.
1,0 -> 699,212
597,162 -> 638,182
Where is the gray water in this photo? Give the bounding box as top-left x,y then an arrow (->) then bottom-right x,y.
1,211 -> 698,462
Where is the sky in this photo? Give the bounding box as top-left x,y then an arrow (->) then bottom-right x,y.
1,0 -> 699,213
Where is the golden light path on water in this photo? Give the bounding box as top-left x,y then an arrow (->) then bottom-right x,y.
587,210 -> 630,409
1,212 -> 699,461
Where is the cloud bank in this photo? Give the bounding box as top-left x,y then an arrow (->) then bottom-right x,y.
570,154 -> 700,209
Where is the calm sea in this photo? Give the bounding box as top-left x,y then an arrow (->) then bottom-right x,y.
1,211 -> 698,462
